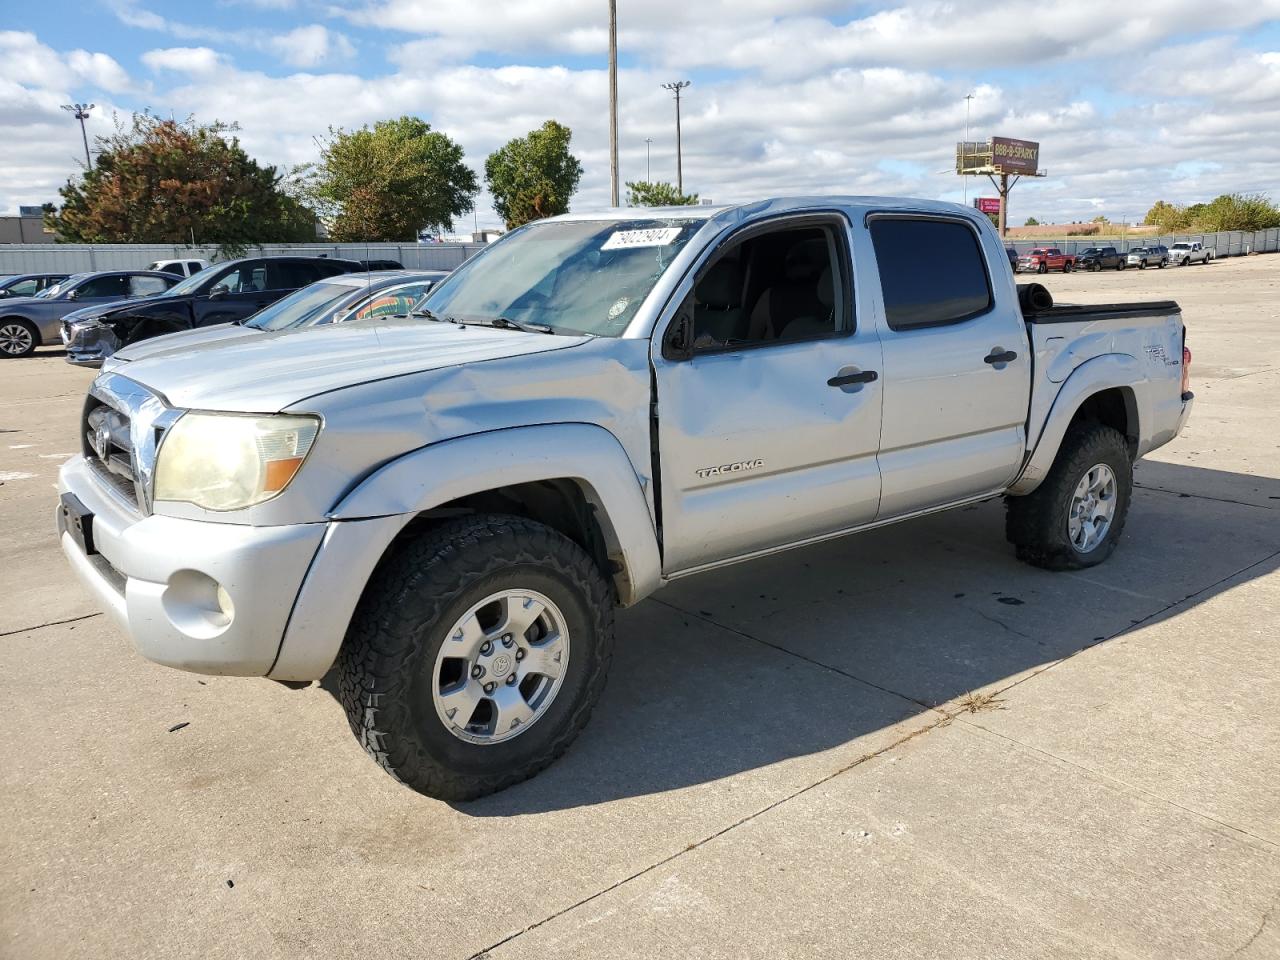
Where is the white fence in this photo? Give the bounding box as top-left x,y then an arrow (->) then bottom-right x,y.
2,228 -> 1277,275
0,242 -> 487,275
1006,228 -> 1280,257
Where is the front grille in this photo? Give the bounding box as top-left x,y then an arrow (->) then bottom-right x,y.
82,396 -> 140,509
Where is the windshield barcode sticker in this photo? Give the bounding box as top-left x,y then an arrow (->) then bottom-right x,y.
601,227 -> 683,250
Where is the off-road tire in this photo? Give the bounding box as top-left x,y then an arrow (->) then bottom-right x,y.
1005,422 -> 1133,571
337,514 -> 615,800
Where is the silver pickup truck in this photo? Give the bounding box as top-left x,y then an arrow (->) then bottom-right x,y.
56,197 -> 1193,799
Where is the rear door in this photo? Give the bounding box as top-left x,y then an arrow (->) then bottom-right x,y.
653,213 -> 884,573
196,260 -> 273,324
866,214 -> 1031,517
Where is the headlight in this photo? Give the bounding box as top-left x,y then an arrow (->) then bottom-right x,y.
154,413 -> 320,511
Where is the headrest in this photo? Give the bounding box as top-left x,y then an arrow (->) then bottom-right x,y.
816,266 -> 834,308
697,258 -> 742,307
784,238 -> 827,281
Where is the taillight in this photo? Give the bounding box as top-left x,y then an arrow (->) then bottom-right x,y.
1181,344 -> 1192,396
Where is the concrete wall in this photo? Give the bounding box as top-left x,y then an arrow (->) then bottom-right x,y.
0,241 -> 487,274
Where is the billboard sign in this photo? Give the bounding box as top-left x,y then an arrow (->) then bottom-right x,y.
973,197 -> 1001,215
991,137 -> 1039,175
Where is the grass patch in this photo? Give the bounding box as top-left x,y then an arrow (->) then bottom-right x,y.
957,690 -> 1007,714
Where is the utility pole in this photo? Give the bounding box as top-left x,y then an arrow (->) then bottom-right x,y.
662,81 -> 690,194
645,137 -> 652,183
61,102 -> 95,169
963,93 -> 974,204
608,0 -> 619,207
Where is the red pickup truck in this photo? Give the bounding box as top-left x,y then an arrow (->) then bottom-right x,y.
1017,247 -> 1076,274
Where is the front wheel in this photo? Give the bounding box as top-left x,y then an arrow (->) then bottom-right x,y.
337,514 -> 615,800
1037,262 -> 1048,274
1006,422 -> 1133,570
1063,261 -> 1073,273
1158,259 -> 1167,268
0,319 -> 39,358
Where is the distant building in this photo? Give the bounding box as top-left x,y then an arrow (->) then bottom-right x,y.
0,212 -> 56,244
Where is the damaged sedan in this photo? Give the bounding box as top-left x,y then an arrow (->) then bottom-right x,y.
62,255 -> 361,367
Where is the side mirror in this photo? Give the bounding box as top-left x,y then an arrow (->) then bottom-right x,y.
67,289 -> 80,301
209,286 -> 228,300
662,312 -> 694,362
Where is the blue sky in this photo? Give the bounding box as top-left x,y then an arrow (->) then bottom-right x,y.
2,0 -> 1278,229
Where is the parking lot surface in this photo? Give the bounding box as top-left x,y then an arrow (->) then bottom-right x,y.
2,255 -> 1278,959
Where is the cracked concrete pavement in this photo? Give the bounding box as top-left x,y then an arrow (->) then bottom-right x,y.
1,255 -> 1277,959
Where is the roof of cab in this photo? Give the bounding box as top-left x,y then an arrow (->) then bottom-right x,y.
544,195 -> 987,226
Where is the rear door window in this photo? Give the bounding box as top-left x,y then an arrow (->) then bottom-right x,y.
869,218 -> 993,331
267,260 -> 326,290
76,274 -> 131,299
130,274 -> 172,297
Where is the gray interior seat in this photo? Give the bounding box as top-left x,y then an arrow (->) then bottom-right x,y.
777,265 -> 835,340
693,258 -> 746,344
747,239 -> 829,340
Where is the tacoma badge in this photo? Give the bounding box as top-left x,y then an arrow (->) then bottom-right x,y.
696,459 -> 765,479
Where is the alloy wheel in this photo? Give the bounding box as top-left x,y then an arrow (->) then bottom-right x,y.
1068,463 -> 1118,554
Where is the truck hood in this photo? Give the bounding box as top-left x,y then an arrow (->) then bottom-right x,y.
114,318 -> 591,412
109,323 -> 257,364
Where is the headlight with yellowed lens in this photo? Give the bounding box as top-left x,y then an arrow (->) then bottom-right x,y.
154,413 -> 320,511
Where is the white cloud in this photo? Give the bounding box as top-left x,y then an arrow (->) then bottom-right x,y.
267,25 -> 356,68
141,46 -> 227,75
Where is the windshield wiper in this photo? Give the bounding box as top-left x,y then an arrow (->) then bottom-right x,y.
489,316 -> 555,334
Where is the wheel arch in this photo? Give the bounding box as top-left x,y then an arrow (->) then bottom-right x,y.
1010,356 -> 1144,496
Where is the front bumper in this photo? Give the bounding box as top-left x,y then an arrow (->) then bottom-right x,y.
63,321 -> 118,367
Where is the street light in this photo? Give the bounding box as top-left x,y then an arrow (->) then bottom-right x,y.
962,93 -> 974,204
608,0 -> 619,207
662,80 -> 690,194
61,102 -> 95,169
645,137 -> 652,183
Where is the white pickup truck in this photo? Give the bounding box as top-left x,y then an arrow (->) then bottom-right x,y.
56,197 -> 1193,799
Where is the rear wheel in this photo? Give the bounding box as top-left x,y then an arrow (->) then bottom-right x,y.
337,514 -> 615,800
1006,422 -> 1133,571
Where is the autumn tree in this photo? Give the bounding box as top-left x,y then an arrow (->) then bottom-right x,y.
625,180 -> 698,206
302,116 -> 478,241
47,113 -> 316,252
484,120 -> 583,229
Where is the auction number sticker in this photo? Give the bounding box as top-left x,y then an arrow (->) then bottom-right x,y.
601,227 -> 683,250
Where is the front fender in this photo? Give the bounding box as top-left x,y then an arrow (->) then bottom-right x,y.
1009,354 -> 1144,495
269,423 -> 662,681
332,422 -> 662,602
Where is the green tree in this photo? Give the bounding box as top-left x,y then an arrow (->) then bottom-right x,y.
625,180 -> 698,206
47,113 -> 316,253
1023,217 -> 1040,226
484,120 -> 583,229
303,116 -> 478,241
1196,193 -> 1280,232
1143,200 -> 1185,230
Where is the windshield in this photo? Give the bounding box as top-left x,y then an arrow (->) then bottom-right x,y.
1171,243 -> 1190,249
243,281 -> 354,331
162,262 -> 225,297
37,274 -> 89,299
420,217 -> 705,336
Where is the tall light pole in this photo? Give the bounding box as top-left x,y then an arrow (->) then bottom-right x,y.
645,137 -> 652,182
608,0 -> 619,207
662,80 -> 690,194
62,102 -> 95,169
962,93 -> 974,204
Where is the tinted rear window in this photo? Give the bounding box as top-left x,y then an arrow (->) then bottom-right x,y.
869,218 -> 993,331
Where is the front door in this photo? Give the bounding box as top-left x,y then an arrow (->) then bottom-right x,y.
653,215 -> 884,574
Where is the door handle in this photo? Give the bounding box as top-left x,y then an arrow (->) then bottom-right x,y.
984,349 -> 1018,365
828,370 -> 878,387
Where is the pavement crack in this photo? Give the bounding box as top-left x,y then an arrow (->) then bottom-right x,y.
972,608 -> 1033,639
465,710 -> 951,960
1230,887 -> 1280,957
652,597 -> 943,714
1134,482 -> 1278,512
0,612 -> 101,638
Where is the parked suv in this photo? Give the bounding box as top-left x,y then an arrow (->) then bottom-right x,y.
62,256 -> 361,366
56,197 -> 1194,800
0,271 -> 178,358
1076,247 -> 1125,271
1125,247 -> 1167,269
